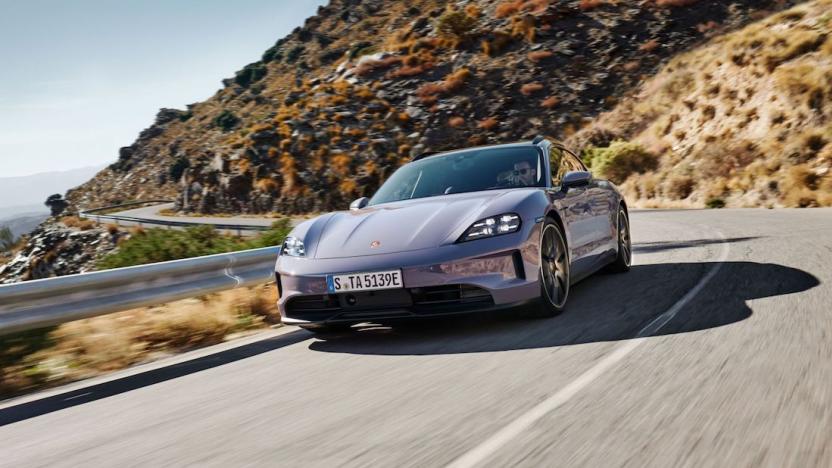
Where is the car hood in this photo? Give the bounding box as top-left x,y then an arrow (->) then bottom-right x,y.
307,189 -> 535,259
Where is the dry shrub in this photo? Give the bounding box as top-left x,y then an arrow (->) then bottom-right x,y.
579,0 -> 606,10
639,39 -> 660,52
528,50 -> 554,63
495,0 -> 550,18
520,82 -> 545,96
481,31 -> 513,56
105,224 -> 119,235
781,164 -> 822,207
61,216 -> 96,231
448,116 -> 465,128
387,62 -> 433,79
541,96 -> 559,108
435,9 -> 479,39
655,0 -> 700,6
511,15 -> 537,43
255,178 -> 279,193
477,117 -> 499,130
763,29 -> 826,72
417,68 -> 471,103
697,140 -> 762,177
662,174 -> 696,199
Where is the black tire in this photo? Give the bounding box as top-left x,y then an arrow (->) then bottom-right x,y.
607,206 -> 632,273
528,219 -> 570,318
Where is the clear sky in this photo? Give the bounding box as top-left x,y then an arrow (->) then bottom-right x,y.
0,0 -> 326,177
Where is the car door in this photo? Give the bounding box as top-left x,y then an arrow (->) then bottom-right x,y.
563,148 -> 616,264
548,146 -> 594,274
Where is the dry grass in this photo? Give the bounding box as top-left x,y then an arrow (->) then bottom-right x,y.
528,50 -> 554,63
477,117 -> 500,130
448,116 -> 466,128
654,0 -> 700,6
568,0 -> 832,208
541,96 -> 559,108
0,285 -> 279,399
417,68 -> 471,103
60,216 -> 97,231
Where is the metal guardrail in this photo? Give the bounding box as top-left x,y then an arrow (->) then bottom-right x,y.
79,201 -> 272,233
0,247 -> 280,336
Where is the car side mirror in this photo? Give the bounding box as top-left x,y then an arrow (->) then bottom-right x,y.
350,197 -> 369,211
561,171 -> 592,192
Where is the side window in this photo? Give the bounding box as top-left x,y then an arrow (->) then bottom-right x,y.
549,146 -> 564,186
563,148 -> 586,173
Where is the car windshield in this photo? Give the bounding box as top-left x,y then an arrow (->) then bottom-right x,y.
368,146 -> 544,206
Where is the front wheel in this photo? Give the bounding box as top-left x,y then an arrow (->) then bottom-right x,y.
528,220 -> 570,318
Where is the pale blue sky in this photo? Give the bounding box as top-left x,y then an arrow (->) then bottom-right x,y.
0,0 -> 326,177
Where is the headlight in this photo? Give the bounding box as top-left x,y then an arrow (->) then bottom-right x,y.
281,236 -> 305,257
459,213 -> 521,242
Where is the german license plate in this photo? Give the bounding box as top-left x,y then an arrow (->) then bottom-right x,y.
326,270 -> 403,293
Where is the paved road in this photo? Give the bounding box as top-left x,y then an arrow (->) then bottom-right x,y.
1,209 -> 830,467
86,203 -> 300,235
112,203 -> 283,228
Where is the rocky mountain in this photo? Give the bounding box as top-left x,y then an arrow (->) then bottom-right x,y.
0,166 -> 103,216
64,0 -> 802,215
0,213 -> 47,239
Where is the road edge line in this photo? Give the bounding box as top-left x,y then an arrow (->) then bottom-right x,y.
446,230 -> 730,468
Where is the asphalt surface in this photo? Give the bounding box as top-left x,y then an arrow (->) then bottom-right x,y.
111,203 -> 282,228
1,209 -> 830,467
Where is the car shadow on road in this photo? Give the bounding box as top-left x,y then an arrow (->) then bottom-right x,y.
631,237 -> 758,254
307,261 -> 819,356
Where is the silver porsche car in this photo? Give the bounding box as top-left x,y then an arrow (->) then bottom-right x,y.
275,136 -> 631,332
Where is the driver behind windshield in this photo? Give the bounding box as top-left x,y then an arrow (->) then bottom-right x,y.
509,160 -> 537,187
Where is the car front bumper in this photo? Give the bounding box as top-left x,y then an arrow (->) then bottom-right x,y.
275,223 -> 543,326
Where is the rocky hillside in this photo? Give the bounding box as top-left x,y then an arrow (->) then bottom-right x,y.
65,0 -> 799,215
569,0 -> 832,208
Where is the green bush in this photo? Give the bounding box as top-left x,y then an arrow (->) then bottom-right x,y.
706,197 -> 726,209
435,10 -> 478,39
234,62 -> 268,88
582,141 -> 659,184
262,45 -> 283,62
285,45 -> 304,63
98,220 -> 291,270
214,110 -> 240,132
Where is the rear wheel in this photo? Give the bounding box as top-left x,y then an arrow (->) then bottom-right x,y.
528,220 -> 570,318
607,206 -> 632,273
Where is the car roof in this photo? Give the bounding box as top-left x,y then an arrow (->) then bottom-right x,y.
411,136 -> 567,162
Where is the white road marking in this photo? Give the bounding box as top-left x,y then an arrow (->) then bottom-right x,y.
447,231 -> 729,468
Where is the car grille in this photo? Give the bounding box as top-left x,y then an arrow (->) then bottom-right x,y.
284,284 -> 494,322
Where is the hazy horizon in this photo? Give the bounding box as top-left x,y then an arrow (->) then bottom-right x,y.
0,0 -> 326,177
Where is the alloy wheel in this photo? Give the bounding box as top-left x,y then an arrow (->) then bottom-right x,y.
540,224 -> 569,308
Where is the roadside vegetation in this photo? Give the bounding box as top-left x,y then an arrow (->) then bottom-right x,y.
97,220 -> 291,269
0,221 -> 290,400
0,285 -> 278,399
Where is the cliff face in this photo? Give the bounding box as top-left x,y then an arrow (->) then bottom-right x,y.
569,0 -> 832,208
65,0 -> 798,215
